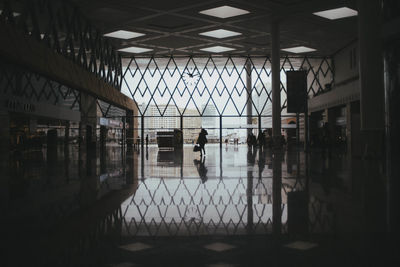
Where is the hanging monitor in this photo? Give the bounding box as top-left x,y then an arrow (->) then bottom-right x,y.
286,70 -> 307,113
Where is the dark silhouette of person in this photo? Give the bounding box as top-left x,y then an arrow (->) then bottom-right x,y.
266,128 -> 273,148
136,136 -> 140,150
146,134 -> 149,147
247,132 -> 257,150
258,148 -> 266,178
257,130 -> 265,148
247,145 -> 257,165
194,157 -> 208,183
197,128 -> 208,156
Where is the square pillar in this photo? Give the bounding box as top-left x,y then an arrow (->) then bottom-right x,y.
80,92 -> 99,151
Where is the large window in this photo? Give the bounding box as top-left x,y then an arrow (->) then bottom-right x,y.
121,56 -> 333,142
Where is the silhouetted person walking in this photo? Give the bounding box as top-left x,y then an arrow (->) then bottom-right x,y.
257,130 -> 265,149
197,128 -> 208,157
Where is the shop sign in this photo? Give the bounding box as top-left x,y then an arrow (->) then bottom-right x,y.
5,99 -> 35,113
99,117 -> 122,128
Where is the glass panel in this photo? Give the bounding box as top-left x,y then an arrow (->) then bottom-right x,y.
121,56 -> 333,121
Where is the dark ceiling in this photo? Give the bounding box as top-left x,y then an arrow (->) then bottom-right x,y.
70,0 -> 358,57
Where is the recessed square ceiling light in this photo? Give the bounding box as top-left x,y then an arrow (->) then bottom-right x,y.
199,5 -> 250,19
104,30 -> 145,39
199,29 -> 242,39
200,46 -> 235,53
313,7 -> 357,20
118,46 -> 153,54
281,46 -> 316,54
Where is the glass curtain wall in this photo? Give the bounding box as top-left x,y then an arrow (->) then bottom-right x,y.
121,56 -> 333,144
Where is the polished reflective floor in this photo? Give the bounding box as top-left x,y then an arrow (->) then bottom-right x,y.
1,144 -> 398,266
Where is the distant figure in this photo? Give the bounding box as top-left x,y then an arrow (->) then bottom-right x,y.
247,146 -> 256,165
146,134 -> 149,147
247,132 -> 256,147
258,149 -> 266,177
197,128 -> 208,156
281,133 -> 286,147
136,136 -> 140,149
257,130 -> 265,148
225,138 -> 228,147
266,129 -> 273,148
234,138 -> 239,146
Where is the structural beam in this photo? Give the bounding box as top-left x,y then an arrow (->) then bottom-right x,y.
358,0 -> 386,233
0,21 -> 135,111
246,60 -> 253,137
271,20 -> 281,147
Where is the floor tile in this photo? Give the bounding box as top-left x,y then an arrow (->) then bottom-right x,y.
109,263 -> 136,267
207,263 -> 236,267
119,242 -> 152,252
204,242 -> 235,252
284,241 -> 318,250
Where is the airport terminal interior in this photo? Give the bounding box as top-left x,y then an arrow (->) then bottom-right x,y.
1,0 -> 400,266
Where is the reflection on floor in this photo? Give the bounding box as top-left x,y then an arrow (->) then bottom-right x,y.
1,144 -> 398,266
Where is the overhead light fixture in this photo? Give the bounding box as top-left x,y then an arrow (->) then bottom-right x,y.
104,30 -> 145,39
199,29 -> 242,39
199,5 -> 250,19
200,46 -> 235,53
281,46 -> 316,54
313,7 -> 357,20
118,46 -> 153,54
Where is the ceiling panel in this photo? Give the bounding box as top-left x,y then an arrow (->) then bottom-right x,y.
71,0 -> 358,57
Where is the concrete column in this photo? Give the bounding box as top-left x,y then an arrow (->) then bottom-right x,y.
358,0 -> 385,155
247,168 -> 254,234
100,125 -> 108,150
246,59 -> 253,137
78,121 -> 84,152
64,121 -> 70,147
0,110 -> 10,153
219,115 -> 223,148
304,108 -> 309,151
141,116 -> 144,149
326,108 -> 336,140
80,92 -> 99,151
383,5 -> 400,233
346,103 -> 352,153
272,150 -> 282,237
358,0 -> 386,233
0,111 -> 10,209
122,116 -> 126,150
271,20 -> 281,148
126,110 -> 134,150
296,113 -> 300,145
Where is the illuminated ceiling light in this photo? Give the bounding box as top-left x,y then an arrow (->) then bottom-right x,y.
281,46 -> 316,54
199,5 -> 249,19
313,7 -> 357,20
104,30 -> 145,39
199,29 -> 242,39
200,46 -> 235,53
118,46 -> 153,54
